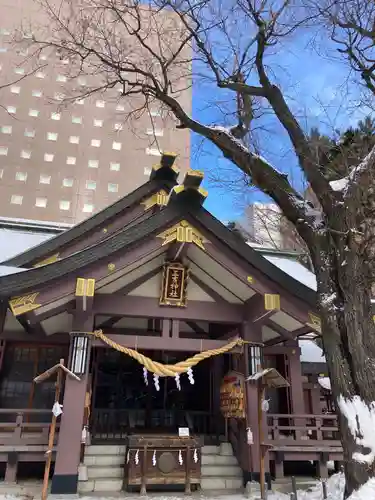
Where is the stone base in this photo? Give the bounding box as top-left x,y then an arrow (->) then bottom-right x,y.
243,471 -> 272,490
51,474 -> 78,494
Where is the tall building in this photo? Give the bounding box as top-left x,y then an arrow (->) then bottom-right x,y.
0,0 -> 191,224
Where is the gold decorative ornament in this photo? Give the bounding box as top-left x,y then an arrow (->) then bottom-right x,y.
141,189 -> 169,210
102,228 -> 108,233
87,329 -> 244,377
160,262 -> 189,307
247,276 -> 254,284
307,312 -> 322,333
108,263 -> 116,273
33,253 -> 60,268
9,292 -> 41,316
157,220 -> 206,250
75,278 -> 95,297
264,294 -> 281,311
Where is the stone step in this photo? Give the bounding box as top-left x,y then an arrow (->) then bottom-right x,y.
85,444 -> 126,456
84,454 -> 124,466
201,454 -> 238,466
78,478 -> 123,493
87,466 -> 123,479
201,477 -> 243,490
202,465 -> 242,478
201,445 -> 220,455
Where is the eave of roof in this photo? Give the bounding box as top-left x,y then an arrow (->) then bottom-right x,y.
2,179 -> 175,268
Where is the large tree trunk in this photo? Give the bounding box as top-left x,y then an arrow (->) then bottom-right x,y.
315,255 -> 375,498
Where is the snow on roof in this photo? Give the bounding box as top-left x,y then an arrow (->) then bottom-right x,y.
0,265 -> 28,276
0,227 -> 55,262
264,255 -> 317,290
299,339 -> 326,363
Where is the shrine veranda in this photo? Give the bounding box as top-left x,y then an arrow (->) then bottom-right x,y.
0,155 -> 339,494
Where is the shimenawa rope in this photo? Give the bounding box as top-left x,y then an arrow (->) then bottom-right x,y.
87,329 -> 245,377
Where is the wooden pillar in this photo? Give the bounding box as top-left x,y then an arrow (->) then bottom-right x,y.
287,342 -> 305,438
242,321 -> 270,486
51,314 -> 93,494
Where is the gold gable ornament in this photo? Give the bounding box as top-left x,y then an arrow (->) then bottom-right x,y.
160,262 -> 189,307
33,253 -> 60,268
141,189 -> 169,211
9,292 -> 41,316
157,220 -> 206,250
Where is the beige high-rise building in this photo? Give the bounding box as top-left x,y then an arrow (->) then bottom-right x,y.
0,0 -> 191,224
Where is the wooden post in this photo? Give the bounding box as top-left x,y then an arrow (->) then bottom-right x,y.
34,358 -> 81,500
140,445 -> 147,496
41,366 -> 63,500
258,381 -> 266,500
185,446 -> 191,494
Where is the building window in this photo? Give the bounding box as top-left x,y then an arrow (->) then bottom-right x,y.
0,48 -> 7,53
62,178 -> 73,187
54,92 -> 65,101
1,126 -> 12,134
114,123 -> 123,131
110,162 -> 120,171
7,106 -> 16,114
146,147 -> 161,156
44,153 -> 54,162
11,195 -> 23,205
56,74 -> 67,82
51,112 -> 61,120
96,100 -> 105,108
0,146 -> 8,155
146,128 -> 163,137
86,180 -> 96,190
72,116 -> 82,124
77,77 -> 86,86
94,119 -> 103,127
14,67 -> 25,75
88,160 -> 98,168
116,104 -> 125,112
67,156 -> 76,165
36,71 -> 45,79
35,197 -> 47,208
83,203 -> 94,213
91,139 -> 101,147
39,174 -> 51,184
69,136 -> 80,144
144,167 -> 151,176
32,89 -> 42,97
59,200 -> 70,210
112,141 -> 121,151
47,132 -> 58,141
21,150 -> 31,159
29,109 -> 39,117
108,183 -> 118,193
10,86 -> 20,94
24,129 -> 35,138
15,172 -> 27,181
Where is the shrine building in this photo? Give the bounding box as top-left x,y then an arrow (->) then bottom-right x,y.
0,154 -> 340,495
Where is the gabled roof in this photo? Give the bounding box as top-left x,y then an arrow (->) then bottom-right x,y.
0,184 -> 317,309
2,154 -> 179,268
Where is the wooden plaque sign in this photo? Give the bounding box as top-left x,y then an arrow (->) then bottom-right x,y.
220,371 -> 246,419
160,262 -> 188,307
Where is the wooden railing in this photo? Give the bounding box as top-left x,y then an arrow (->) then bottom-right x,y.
0,409 -> 56,449
266,413 -> 341,449
91,409 -> 224,442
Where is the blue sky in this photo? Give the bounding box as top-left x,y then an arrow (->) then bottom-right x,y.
189,30 -> 368,222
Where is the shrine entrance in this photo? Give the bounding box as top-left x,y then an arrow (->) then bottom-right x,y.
90,348 -> 224,442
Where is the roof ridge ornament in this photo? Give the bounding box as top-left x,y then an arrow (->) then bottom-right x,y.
149,152 -> 179,182
167,169 -> 208,207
